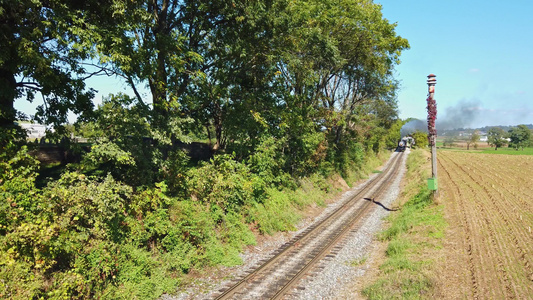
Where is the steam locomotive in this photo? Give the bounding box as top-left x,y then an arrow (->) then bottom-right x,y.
397,136 -> 414,152
397,140 -> 406,152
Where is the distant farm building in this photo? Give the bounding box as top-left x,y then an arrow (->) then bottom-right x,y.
15,122 -> 50,139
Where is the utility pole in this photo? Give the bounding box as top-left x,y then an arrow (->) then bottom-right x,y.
426,74 -> 438,195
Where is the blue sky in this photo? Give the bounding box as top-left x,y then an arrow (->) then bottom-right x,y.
378,0 -> 533,128
15,1 -> 533,129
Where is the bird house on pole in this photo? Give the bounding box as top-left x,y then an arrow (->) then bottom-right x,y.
426,74 -> 438,194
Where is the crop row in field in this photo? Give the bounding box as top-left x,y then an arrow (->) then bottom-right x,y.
437,151 -> 533,299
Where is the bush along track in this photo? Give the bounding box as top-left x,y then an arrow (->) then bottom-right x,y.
363,149 -> 447,299
0,133 -> 391,300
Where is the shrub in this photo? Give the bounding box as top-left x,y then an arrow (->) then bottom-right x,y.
160,149 -> 190,196
186,154 -> 256,210
245,188 -> 300,234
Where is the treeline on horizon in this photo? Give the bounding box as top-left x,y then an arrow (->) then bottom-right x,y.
0,0 -> 409,298
441,124 -> 533,133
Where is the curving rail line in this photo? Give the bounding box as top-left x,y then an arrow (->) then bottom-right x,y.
214,151 -> 405,299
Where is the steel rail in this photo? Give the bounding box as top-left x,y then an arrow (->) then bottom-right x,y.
215,151 -> 405,300
272,151 -> 404,298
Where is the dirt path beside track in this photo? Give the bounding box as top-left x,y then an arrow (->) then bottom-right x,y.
436,151 -> 533,299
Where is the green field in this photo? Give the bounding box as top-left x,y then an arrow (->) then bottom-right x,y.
438,146 -> 533,156
480,147 -> 533,155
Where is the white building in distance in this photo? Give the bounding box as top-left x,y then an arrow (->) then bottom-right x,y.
15,122 -> 50,139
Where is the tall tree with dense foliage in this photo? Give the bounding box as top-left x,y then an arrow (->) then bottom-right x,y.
384,119 -> 408,150
466,130 -> 480,150
487,127 -> 508,150
92,1 -> 273,129
179,0 -> 281,151
508,125 -> 531,150
91,0 -> 408,173
412,130 -> 428,148
0,0 -> 101,127
269,0 -> 408,173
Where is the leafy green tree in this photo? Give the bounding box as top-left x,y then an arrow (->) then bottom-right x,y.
508,125 -> 531,150
185,0 -> 282,152
92,1 -> 268,124
79,93 -> 191,186
384,119 -> 408,150
466,130 -> 480,150
270,0 -> 408,173
92,0 -> 198,119
487,127 -> 508,150
412,130 -> 428,148
85,0 -> 281,153
81,0 -> 407,172
443,136 -> 456,148
0,0 -> 99,127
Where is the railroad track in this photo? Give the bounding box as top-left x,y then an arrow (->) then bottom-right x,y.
214,151 -> 405,300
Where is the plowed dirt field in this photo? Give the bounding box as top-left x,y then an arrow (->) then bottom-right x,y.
437,151 -> 533,299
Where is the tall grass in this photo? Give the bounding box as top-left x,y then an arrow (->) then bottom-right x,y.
343,151 -> 390,187
246,151 -> 390,235
363,149 -> 447,299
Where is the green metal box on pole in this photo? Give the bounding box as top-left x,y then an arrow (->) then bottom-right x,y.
427,177 -> 438,190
